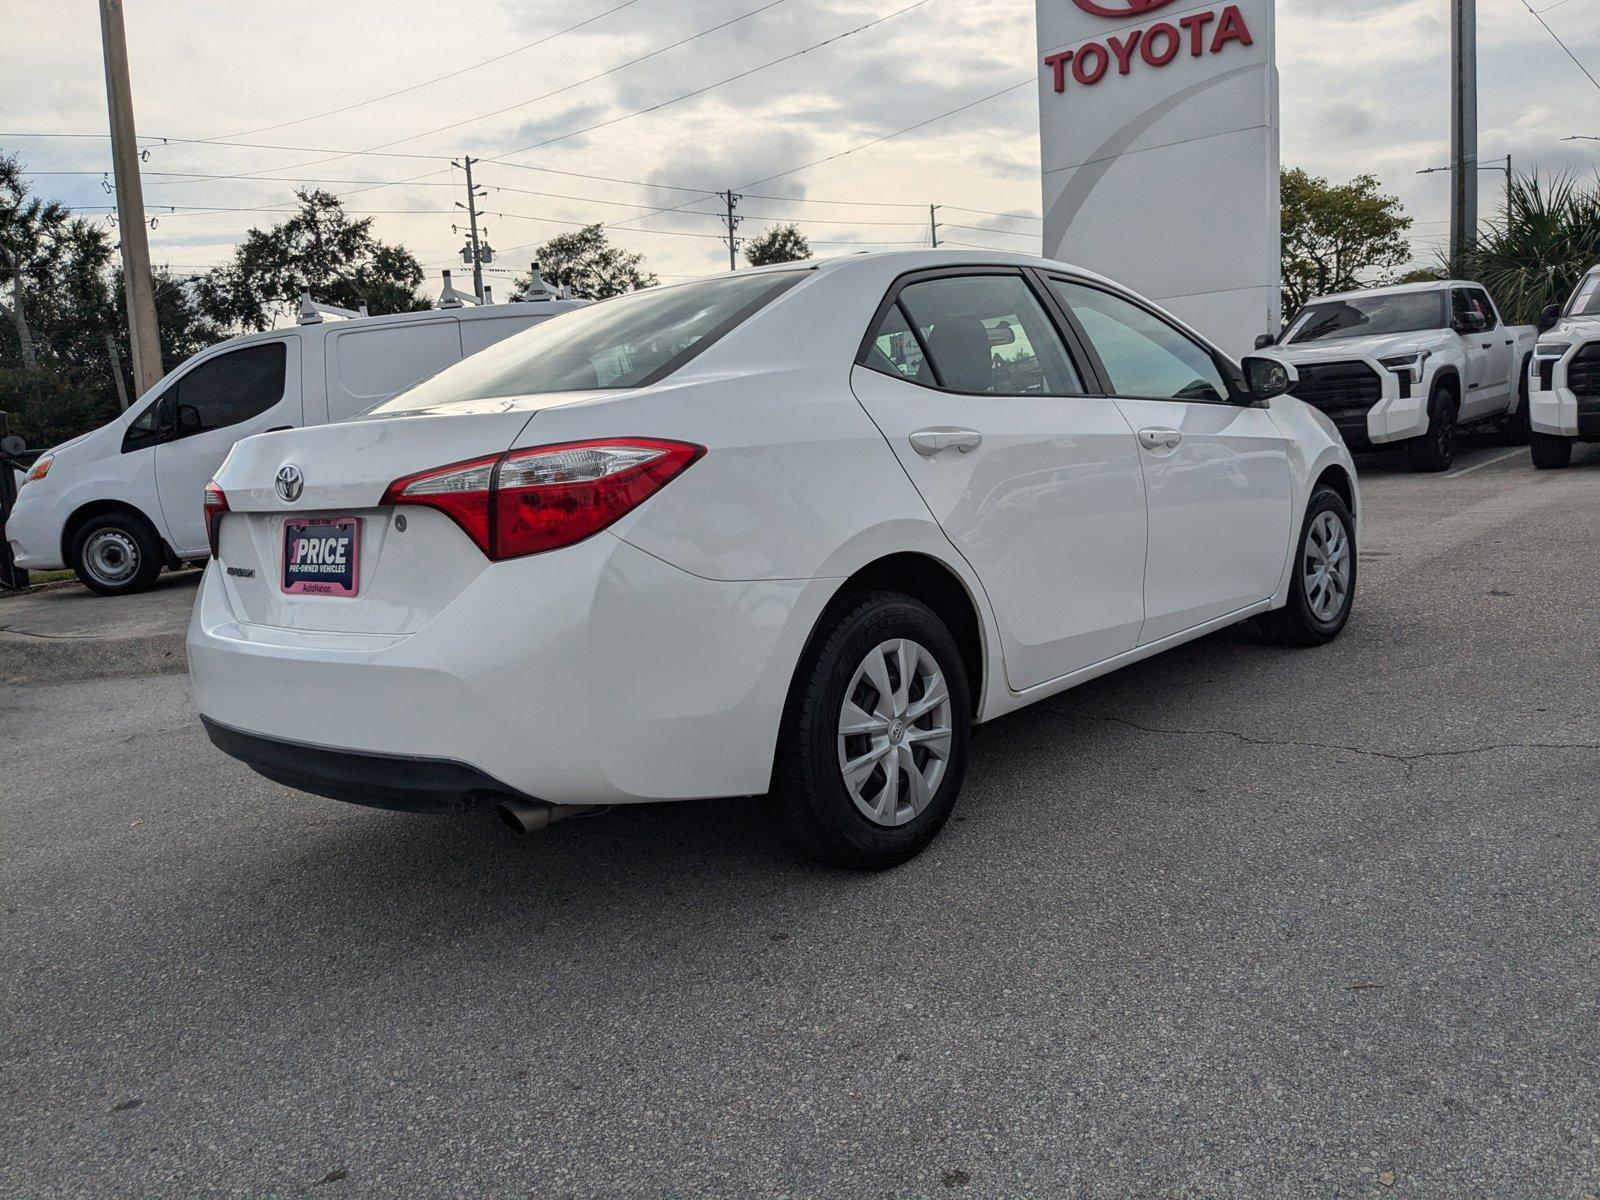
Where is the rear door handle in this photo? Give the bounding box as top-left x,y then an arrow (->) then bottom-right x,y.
1138,427 -> 1183,451
909,427 -> 983,457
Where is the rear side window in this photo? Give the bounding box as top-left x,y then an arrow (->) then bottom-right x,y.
1050,280 -> 1228,403
375,271 -> 806,411
864,274 -> 1083,396
171,342 -> 288,438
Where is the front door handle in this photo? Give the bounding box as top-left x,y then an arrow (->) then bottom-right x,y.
909,427 -> 983,457
1138,427 -> 1183,451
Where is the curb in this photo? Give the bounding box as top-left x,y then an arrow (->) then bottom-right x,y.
0,629 -> 188,686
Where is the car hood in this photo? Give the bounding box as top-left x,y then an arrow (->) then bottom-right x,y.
1276,332 -> 1445,364
1541,315 -> 1600,346
40,418 -> 126,466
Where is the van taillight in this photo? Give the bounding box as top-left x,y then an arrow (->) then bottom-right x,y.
380,439 -> 704,560
203,482 -> 229,558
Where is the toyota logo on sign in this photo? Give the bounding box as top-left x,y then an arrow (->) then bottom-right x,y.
275,464 -> 304,503
1072,0 -> 1175,15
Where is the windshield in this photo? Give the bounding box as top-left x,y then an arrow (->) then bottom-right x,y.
1285,291 -> 1446,344
374,270 -> 808,411
1565,271 -> 1600,318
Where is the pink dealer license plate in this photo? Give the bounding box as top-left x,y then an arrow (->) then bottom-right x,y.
281,517 -> 360,596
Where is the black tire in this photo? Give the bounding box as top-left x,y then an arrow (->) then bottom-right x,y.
1530,430 -> 1573,470
1407,387 -> 1459,472
1502,355 -> 1533,445
770,591 -> 971,870
70,512 -> 164,597
1258,487 -> 1357,647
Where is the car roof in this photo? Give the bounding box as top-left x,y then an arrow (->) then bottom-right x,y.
1308,280 -> 1479,305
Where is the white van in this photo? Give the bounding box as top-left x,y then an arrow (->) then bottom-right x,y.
6,297 -> 584,595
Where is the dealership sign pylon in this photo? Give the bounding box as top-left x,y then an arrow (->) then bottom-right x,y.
1037,0 -> 1279,353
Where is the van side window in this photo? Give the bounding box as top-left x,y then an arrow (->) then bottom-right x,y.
121,392 -> 171,454
172,343 -> 288,438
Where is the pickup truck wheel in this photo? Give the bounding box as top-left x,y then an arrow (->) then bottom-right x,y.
1503,355 -> 1533,445
1259,487 -> 1357,647
70,513 -> 164,597
1530,431 -> 1573,470
1407,389 -> 1458,472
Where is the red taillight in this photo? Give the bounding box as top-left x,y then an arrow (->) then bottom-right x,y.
203,481 -> 229,558
380,439 -> 704,561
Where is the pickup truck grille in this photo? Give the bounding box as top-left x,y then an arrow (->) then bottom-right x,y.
1566,344 -> 1600,398
1289,361 -> 1384,448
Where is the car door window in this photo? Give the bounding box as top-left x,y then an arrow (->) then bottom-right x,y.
1452,288 -> 1491,332
171,342 -> 288,438
121,392 -> 172,453
1470,288 -> 1499,329
862,301 -> 936,385
1049,279 -> 1229,403
871,274 -> 1084,396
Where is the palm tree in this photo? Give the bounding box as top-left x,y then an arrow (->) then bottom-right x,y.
1457,172 -> 1600,325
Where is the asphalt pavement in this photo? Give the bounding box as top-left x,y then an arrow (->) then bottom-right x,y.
3,442 -> 1597,1198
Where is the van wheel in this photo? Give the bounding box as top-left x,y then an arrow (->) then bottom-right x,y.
1407,389 -> 1458,472
71,513 -> 164,596
1259,487 -> 1357,647
771,591 -> 971,870
1530,431 -> 1573,470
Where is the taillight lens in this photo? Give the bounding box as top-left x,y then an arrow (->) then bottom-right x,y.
203,481 -> 229,558
381,439 -> 704,561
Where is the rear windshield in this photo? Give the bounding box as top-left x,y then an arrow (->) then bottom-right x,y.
374,270 -> 807,411
1285,291 -> 1447,344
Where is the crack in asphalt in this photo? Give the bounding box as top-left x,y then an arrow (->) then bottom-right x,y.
1060,711 -> 1600,775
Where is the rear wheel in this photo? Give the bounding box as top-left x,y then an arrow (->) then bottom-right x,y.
1530,431 -> 1574,470
771,591 -> 970,870
1259,487 -> 1357,647
1407,388 -> 1458,472
70,513 -> 163,597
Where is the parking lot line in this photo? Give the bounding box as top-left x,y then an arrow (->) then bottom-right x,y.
1445,448 -> 1524,479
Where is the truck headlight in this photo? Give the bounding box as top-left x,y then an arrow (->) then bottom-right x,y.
1378,351 -> 1431,384
22,453 -> 53,486
1535,341 -> 1570,358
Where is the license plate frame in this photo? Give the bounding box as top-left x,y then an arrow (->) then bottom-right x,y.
281,516 -> 361,597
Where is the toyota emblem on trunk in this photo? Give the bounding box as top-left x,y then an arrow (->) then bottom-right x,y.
275,464 -> 304,503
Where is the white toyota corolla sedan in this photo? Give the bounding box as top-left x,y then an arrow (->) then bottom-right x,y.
191,250 -> 1357,869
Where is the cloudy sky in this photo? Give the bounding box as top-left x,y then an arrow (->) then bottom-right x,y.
3,0 -> 1598,291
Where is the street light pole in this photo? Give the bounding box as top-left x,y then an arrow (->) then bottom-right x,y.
1451,0 -> 1479,264
98,0 -> 162,397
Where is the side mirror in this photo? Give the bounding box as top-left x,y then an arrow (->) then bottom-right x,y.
1241,354 -> 1297,402
1254,332 -> 1278,350
1455,312 -> 1488,335
1538,303 -> 1561,333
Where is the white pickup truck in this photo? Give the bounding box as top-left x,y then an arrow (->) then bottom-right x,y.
1262,280 -> 1537,472
1527,263 -> 1600,469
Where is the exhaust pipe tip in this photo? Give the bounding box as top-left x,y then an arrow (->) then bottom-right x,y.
495,797 -> 605,835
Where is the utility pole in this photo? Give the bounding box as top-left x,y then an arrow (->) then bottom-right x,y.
1450,0 -> 1479,265
720,190 -> 741,270
453,156 -> 488,301
930,205 -> 940,248
98,0 -> 162,397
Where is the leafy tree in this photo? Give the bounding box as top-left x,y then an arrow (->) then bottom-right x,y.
744,223 -> 811,267
198,189 -> 428,332
0,152 -> 223,448
512,224 -> 656,300
1456,172 -> 1600,325
1281,168 -> 1413,316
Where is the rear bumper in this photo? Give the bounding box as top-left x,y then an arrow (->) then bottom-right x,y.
202,716 -> 529,812
189,532 -> 837,807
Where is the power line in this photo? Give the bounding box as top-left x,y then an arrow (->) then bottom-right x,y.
211,0 -> 643,141
1519,0 -> 1600,92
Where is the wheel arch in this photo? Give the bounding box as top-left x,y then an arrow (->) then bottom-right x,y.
1312,462 -> 1357,520
61,499 -> 173,567
812,551 -> 990,720
1431,365 -> 1462,405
